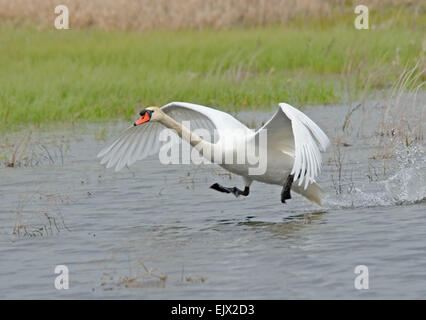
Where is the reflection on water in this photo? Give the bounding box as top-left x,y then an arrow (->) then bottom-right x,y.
239,211 -> 326,240
0,96 -> 425,299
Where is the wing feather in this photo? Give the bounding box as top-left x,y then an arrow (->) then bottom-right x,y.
254,103 -> 329,189
280,103 -> 329,189
99,126 -> 134,163
115,127 -> 144,171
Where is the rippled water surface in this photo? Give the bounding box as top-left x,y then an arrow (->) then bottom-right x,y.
1,97 -> 425,299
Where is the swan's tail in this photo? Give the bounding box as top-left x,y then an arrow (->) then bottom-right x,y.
292,181 -> 327,206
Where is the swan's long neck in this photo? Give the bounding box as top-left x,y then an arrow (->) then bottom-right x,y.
159,113 -> 214,159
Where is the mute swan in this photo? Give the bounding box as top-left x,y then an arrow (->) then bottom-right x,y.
97,102 -> 330,205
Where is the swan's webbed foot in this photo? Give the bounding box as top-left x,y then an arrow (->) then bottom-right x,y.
210,183 -> 250,197
281,174 -> 294,203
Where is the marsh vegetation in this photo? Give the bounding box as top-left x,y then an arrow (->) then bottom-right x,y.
0,1 -> 424,129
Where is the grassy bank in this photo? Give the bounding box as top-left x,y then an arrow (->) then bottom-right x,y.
0,6 -> 424,129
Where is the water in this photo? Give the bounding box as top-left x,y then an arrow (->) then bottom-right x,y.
0,97 -> 425,299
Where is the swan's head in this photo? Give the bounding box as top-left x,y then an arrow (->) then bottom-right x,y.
133,106 -> 163,126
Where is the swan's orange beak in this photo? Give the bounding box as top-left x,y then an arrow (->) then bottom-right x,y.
134,112 -> 151,126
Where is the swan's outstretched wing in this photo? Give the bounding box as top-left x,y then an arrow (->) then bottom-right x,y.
255,103 -> 329,189
97,122 -> 165,171
97,102 -> 248,171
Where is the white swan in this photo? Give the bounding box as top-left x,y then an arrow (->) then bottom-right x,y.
97,102 -> 330,205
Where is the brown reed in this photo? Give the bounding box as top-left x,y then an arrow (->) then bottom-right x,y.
0,0 -> 422,31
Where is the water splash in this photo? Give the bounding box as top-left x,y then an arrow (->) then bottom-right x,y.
385,143 -> 426,205
325,142 -> 426,209
325,188 -> 390,209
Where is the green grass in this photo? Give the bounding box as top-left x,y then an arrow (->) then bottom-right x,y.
0,8 -> 424,129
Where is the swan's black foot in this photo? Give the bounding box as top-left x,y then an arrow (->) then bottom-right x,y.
281,174 -> 294,204
210,183 -> 249,197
